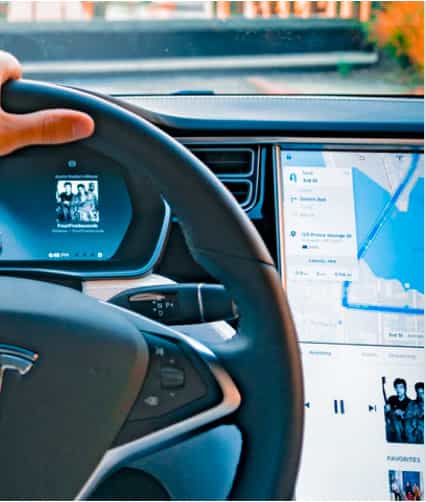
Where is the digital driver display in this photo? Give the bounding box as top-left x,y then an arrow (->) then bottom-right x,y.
279,149 -> 424,501
0,159 -> 132,262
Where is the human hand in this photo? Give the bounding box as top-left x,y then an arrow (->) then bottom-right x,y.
0,51 -> 94,156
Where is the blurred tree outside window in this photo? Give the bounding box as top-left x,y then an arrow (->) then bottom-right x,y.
370,1 -> 424,74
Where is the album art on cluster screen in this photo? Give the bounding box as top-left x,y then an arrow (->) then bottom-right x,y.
56,176 -> 100,228
279,150 -> 424,501
50,174 -> 104,260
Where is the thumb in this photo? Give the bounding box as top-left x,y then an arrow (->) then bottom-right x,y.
1,108 -> 94,155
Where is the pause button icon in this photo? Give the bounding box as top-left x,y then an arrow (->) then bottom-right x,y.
334,399 -> 345,414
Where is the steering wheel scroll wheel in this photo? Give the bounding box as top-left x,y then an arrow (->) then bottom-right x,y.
0,79 -> 304,500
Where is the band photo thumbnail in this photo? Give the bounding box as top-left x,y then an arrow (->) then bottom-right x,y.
56,178 -> 99,227
382,377 -> 424,444
389,470 -> 423,501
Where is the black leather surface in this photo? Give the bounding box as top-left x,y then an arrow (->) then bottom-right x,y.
2,80 -> 304,499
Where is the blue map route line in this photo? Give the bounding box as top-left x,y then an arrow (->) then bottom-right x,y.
342,153 -> 424,316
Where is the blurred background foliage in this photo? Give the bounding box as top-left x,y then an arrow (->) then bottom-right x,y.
370,1 -> 424,73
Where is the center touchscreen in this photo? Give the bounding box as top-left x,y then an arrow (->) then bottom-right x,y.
0,158 -> 132,262
279,149 -> 424,501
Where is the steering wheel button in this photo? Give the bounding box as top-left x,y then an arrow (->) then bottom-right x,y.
143,395 -> 160,407
160,366 -> 185,389
126,334 -> 211,423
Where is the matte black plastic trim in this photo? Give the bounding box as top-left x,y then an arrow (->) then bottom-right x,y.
118,95 -> 424,136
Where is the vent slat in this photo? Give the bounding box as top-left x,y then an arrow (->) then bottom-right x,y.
222,181 -> 251,206
191,148 -> 254,176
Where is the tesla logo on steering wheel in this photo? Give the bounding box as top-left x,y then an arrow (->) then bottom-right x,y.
0,345 -> 38,393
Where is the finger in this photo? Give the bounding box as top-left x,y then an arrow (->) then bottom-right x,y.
0,51 -> 22,88
1,109 -> 95,155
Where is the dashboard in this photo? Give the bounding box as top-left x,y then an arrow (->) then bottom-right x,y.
0,94 -> 423,500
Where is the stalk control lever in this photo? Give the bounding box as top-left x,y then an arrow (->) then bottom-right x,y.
109,283 -> 238,325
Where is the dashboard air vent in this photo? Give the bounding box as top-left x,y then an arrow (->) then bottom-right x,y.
190,147 -> 260,212
222,180 -> 252,207
191,148 -> 254,177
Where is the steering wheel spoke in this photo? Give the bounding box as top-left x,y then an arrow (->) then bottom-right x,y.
78,304 -> 241,499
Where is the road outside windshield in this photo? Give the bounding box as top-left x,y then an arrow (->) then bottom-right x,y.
0,1 -> 423,96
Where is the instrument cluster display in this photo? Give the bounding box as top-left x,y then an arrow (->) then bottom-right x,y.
0,144 -> 169,278
0,158 -> 132,262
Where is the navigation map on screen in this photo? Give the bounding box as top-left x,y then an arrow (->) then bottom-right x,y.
281,150 -> 424,348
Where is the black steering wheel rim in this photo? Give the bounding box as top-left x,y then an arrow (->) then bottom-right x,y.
2,79 -> 304,500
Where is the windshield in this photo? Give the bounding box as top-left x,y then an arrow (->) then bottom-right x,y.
0,0 -> 423,96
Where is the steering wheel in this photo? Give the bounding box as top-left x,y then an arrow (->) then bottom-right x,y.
0,80 -> 304,500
